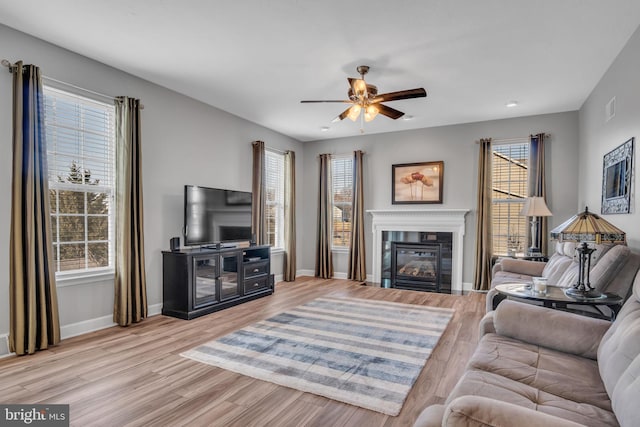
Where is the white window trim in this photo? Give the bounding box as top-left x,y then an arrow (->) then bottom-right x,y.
330,154 -> 353,250
491,141 -> 529,256
44,84 -> 116,285
265,149 -> 285,251
56,268 -> 115,287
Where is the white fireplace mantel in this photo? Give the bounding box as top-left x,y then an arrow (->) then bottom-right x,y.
368,209 -> 469,291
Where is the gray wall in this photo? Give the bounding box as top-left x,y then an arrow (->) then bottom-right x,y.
301,112 -> 581,287
0,24 -> 302,339
5,17 -> 629,342
579,25 -> 640,251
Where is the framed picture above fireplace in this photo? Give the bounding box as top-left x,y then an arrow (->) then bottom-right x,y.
392,161 -> 444,204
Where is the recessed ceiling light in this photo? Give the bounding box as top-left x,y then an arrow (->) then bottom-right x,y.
402,115 -> 414,121
506,101 -> 519,108
320,126 -> 330,132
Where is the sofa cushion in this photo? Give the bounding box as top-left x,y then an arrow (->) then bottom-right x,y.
598,274 -> 640,427
556,262 -> 580,287
468,334 -> 610,410
542,253 -> 575,285
446,369 -> 618,427
554,245 -> 629,290
589,245 -> 630,292
591,243 -> 614,265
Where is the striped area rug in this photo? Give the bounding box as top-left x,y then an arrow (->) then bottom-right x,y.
181,296 -> 454,416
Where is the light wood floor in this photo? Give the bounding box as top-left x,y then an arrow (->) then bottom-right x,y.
0,277 -> 486,427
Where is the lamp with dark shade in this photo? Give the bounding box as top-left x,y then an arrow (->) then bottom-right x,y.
519,196 -> 553,255
550,207 -> 626,298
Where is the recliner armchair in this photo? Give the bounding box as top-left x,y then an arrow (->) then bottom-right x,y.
486,242 -> 640,313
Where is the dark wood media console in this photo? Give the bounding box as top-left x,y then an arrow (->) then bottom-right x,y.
162,244 -> 273,320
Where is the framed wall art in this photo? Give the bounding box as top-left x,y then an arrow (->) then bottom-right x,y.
601,137 -> 634,214
392,161 -> 444,204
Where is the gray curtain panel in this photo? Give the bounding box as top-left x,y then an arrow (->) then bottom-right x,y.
315,154 -> 333,279
348,150 -> 366,281
473,138 -> 494,291
114,96 -> 148,326
251,141 -> 266,245
529,133 -> 548,254
9,61 -> 61,355
284,150 -> 297,281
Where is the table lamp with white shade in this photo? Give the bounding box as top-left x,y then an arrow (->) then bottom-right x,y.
519,196 -> 553,256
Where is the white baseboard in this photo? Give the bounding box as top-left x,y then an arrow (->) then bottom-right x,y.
148,303 -> 163,316
0,303 -> 165,358
292,270 -> 373,283
297,269 -> 315,277
462,282 -> 474,292
60,314 -> 117,340
61,302 -> 164,340
0,334 -> 11,359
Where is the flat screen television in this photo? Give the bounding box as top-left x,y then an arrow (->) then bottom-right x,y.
184,185 -> 253,246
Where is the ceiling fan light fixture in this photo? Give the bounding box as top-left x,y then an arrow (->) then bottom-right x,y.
353,79 -> 367,97
300,65 -> 426,127
364,104 -> 379,122
347,104 -> 361,121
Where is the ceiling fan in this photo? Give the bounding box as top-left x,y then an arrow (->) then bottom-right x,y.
301,65 -> 427,125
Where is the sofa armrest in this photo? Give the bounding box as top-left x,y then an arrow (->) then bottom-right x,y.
495,258 -> 545,277
478,311 -> 496,339
493,300 -> 611,359
443,396 -> 585,427
412,404 -> 445,427
491,261 -> 503,277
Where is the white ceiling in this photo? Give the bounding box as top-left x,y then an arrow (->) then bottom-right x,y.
1,1 -> 639,142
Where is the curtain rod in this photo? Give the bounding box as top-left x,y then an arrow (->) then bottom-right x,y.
318,150 -> 366,158
1,59 -> 16,69
2,58 -> 144,109
265,146 -> 293,155
43,76 -> 145,110
475,134 -> 551,144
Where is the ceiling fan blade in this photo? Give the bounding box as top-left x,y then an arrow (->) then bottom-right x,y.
332,107 -> 353,122
376,103 -> 405,120
300,100 -> 350,103
372,88 -> 427,103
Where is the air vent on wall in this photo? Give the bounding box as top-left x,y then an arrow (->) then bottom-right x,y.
605,96 -> 616,122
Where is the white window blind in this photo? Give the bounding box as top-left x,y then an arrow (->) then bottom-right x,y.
491,142 -> 529,256
44,86 -> 116,274
331,155 -> 353,248
265,149 -> 285,249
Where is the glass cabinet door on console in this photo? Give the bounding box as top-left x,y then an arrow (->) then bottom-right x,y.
220,252 -> 241,300
193,255 -> 218,308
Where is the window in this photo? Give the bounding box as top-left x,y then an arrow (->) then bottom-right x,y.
264,149 -> 285,249
44,86 -> 116,274
492,142 -> 529,256
331,155 -> 353,248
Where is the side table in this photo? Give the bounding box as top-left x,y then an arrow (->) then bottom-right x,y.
493,283 -> 623,321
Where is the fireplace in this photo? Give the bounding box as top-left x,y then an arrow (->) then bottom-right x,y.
385,232 -> 452,293
368,209 -> 469,292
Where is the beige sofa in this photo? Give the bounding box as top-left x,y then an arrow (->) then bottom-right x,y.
487,243 -> 640,312
413,270 -> 640,427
